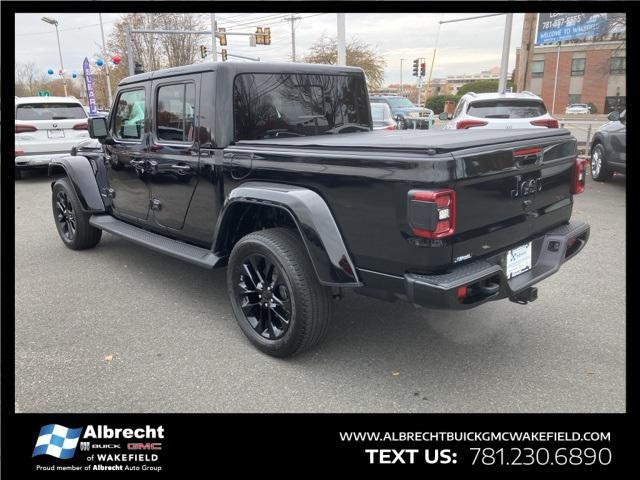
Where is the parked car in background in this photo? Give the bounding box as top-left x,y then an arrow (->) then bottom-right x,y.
440,92 -> 558,130
590,110 -> 626,182
15,96 -> 89,179
370,102 -> 397,130
369,95 -> 433,129
565,104 -> 591,115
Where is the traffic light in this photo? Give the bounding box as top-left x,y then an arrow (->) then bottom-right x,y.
264,27 -> 271,45
218,27 -> 227,46
255,27 -> 264,45
420,62 -> 426,77
412,58 -> 419,77
200,45 -> 208,59
221,49 -> 228,62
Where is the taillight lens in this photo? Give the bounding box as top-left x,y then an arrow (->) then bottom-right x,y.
384,124 -> 396,130
530,119 -> 559,128
571,157 -> 588,194
15,149 -> 25,156
456,119 -> 488,129
15,124 -> 37,133
408,189 -> 456,239
73,122 -> 88,130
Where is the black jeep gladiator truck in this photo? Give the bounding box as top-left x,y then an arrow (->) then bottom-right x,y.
50,62 -> 590,357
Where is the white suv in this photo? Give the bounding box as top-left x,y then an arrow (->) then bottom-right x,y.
14,96 -> 90,179
440,91 -> 558,130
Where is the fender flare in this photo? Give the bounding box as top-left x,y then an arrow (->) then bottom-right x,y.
48,156 -> 105,213
214,182 -> 361,287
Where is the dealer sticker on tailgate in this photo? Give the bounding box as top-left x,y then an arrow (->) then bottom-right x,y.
505,242 -> 532,279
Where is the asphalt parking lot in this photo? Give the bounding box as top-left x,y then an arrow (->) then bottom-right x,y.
15,169 -> 625,413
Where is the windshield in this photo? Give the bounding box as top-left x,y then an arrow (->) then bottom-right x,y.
384,97 -> 414,108
467,99 -> 547,119
234,73 -> 370,140
16,103 -> 87,121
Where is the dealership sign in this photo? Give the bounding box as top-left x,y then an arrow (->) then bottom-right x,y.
83,57 -> 98,116
536,13 -> 608,44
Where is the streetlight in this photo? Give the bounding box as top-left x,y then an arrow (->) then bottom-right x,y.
41,16 -> 68,96
399,58 -> 407,96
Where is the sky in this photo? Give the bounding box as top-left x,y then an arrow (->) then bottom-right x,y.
15,12 -> 525,85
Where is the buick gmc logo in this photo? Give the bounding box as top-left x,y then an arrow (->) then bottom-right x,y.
511,176 -> 542,198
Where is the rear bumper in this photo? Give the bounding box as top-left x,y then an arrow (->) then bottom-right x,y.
355,220 -> 590,309
405,220 -> 590,309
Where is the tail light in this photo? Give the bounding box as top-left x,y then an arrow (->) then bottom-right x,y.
73,122 -> 88,130
530,119 -> 559,128
456,119 -> 488,129
571,157 -> 588,194
408,189 -> 456,239
15,149 -> 25,156
384,124 -> 396,130
15,124 -> 37,133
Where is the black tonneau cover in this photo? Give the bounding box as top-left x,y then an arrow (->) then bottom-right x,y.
236,128 -> 572,154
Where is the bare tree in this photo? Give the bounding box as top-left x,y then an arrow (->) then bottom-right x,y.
303,34 -> 386,90
15,62 -> 48,96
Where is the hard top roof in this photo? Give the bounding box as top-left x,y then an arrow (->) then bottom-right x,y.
119,61 -> 364,86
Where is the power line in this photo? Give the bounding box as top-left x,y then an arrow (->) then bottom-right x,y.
16,20 -> 117,36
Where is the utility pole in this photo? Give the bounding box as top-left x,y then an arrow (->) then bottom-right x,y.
498,13 -> 514,93
41,17 -> 68,96
285,14 -> 301,62
210,13 -> 218,63
399,58 -> 406,96
517,13 -> 538,92
426,17 -> 442,102
551,41 -> 562,115
126,26 -> 134,76
337,13 -> 346,66
98,13 -> 113,107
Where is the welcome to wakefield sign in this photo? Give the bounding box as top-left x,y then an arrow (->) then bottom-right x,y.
536,13 -> 608,45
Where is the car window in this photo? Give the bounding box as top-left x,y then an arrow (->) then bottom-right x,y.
113,89 -> 146,140
234,73 -> 370,140
467,100 -> 547,119
452,100 -> 466,119
386,97 -> 414,108
16,103 -> 86,121
156,83 -> 196,142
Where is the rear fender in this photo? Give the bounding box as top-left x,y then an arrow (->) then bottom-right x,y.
214,182 -> 361,287
48,156 -> 105,213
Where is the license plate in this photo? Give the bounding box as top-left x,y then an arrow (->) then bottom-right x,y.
47,129 -> 65,139
505,242 -> 532,279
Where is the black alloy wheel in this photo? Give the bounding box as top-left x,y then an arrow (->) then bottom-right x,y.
234,253 -> 292,340
55,190 -> 77,242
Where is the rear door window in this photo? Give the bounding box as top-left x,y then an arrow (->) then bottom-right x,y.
16,103 -> 87,121
467,100 -> 547,119
113,89 -> 146,140
156,82 -> 196,143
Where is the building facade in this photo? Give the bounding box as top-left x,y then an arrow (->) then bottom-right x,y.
514,40 -> 626,114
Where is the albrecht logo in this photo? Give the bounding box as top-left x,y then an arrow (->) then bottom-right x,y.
33,424 -> 83,459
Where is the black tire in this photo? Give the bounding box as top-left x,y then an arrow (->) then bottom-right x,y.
590,143 -> 614,182
52,177 -> 102,250
396,116 -> 406,130
227,228 -> 332,357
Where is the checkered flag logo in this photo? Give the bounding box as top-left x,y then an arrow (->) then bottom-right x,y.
32,424 -> 83,459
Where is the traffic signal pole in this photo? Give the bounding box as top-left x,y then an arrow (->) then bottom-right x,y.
210,13 -> 218,63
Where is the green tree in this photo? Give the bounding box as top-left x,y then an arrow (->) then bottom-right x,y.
302,34 -> 386,89
457,79 -> 514,96
425,94 -> 460,114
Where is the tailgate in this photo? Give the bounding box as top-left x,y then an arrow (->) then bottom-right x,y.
451,132 -> 577,262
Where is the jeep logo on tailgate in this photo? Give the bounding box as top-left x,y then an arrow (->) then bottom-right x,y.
510,175 -> 542,198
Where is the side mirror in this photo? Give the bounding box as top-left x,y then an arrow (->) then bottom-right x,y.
88,116 -> 109,139
438,112 -> 450,121
607,111 -> 620,122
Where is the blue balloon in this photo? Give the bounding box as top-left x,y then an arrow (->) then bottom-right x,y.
47,69 -> 54,75
72,72 -> 78,79
96,59 -> 104,67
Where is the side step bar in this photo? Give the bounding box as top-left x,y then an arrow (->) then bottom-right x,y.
89,215 -> 220,269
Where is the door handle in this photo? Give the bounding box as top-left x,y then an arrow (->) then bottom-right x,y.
170,164 -> 192,174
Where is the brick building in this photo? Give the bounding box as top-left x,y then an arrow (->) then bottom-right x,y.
514,40 -> 626,114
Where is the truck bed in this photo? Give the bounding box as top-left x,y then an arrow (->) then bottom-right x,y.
235,128 -> 573,153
